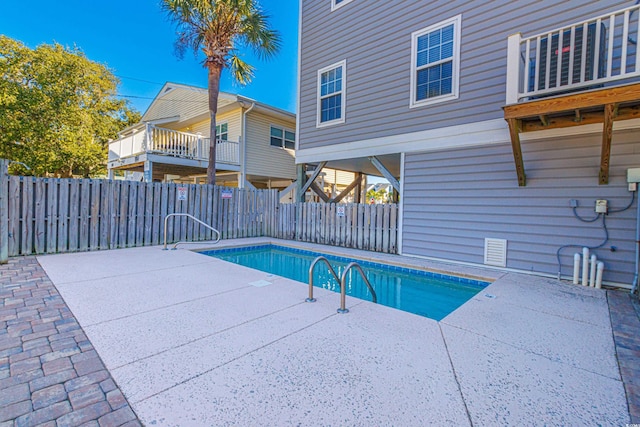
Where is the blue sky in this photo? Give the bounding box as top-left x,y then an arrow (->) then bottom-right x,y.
0,0 -> 299,114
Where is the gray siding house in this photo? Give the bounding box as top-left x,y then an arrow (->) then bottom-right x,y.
297,0 -> 640,286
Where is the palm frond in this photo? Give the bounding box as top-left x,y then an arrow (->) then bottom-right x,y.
229,55 -> 255,86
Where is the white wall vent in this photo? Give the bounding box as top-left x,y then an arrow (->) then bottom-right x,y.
484,238 -> 507,267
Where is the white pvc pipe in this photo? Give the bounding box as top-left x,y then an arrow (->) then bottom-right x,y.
582,247 -> 590,286
573,253 -> 581,285
589,254 -> 597,287
596,262 -> 604,289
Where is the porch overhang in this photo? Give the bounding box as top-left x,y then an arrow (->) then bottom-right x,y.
503,83 -> 640,186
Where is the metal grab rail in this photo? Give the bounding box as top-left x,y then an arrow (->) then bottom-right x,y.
306,256 -> 341,302
338,262 -> 377,314
307,256 -> 378,314
163,213 -> 221,250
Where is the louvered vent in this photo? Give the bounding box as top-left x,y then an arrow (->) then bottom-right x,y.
484,238 -> 507,267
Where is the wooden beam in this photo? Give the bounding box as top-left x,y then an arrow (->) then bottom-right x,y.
520,104 -> 640,132
368,156 -> 400,193
503,82 -> 640,119
299,161 -> 327,195
599,104 -> 615,185
309,181 -> 330,202
507,118 -> 526,186
330,173 -> 363,203
354,173 -> 362,204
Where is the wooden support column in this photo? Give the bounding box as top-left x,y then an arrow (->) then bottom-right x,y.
599,103 -> 615,185
296,163 -> 307,202
354,173 -> 363,204
507,118 -> 526,187
0,159 -> 8,264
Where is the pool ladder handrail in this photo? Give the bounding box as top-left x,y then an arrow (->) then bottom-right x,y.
163,213 -> 221,250
307,257 -> 340,302
307,257 -> 377,314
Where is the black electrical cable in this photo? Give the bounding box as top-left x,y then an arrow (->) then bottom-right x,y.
556,214 -> 609,277
609,190 -> 636,213
572,207 -> 600,222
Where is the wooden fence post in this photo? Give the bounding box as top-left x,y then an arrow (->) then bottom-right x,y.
0,160 -> 8,264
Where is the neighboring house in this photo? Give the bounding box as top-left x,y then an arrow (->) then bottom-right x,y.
297,1 -> 640,286
108,82 -> 297,190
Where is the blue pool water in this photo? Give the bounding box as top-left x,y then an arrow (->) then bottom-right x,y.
200,245 -> 489,321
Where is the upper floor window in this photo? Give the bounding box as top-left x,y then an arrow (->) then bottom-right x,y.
317,60 -> 346,127
410,15 -> 461,108
215,122 -> 228,140
331,0 -> 354,11
270,125 -> 295,149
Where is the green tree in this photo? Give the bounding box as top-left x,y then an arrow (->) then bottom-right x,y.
0,36 -> 140,177
163,0 -> 280,185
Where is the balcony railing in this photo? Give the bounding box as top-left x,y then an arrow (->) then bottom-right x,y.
506,4 -> 640,104
108,124 -> 240,165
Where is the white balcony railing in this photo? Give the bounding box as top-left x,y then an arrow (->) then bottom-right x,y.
506,4 -> 640,104
108,124 -> 240,165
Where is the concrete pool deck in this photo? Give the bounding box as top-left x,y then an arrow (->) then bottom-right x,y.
4,237 -> 637,425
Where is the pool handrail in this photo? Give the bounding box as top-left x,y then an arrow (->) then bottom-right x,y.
339,263 -> 377,314
163,213 -> 221,250
307,256 -> 341,302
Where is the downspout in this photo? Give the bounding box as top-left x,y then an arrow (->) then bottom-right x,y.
632,198 -> 640,295
240,102 -> 256,189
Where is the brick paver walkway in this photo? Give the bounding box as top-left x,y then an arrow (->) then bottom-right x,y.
0,257 -> 141,427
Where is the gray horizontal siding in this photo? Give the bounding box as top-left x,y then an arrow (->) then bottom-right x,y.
299,0 -> 635,151
401,129 -> 639,284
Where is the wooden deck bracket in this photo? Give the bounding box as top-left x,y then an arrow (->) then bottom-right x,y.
329,173 -> 363,203
599,104 -> 615,185
368,156 -> 401,193
506,118 -> 526,187
299,161 -> 327,195
309,181 -> 330,202
574,109 -> 582,123
538,115 -> 549,126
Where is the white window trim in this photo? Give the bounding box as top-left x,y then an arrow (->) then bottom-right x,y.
410,15 -> 462,109
316,59 -> 346,128
331,0 -> 354,11
270,124 -> 296,150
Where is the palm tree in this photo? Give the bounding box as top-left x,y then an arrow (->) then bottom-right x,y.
162,0 -> 280,185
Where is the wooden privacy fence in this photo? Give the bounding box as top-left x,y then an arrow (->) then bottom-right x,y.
276,202 -> 398,254
0,162 -> 278,258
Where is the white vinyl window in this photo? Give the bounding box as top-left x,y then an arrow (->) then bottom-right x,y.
317,60 -> 346,127
410,15 -> 461,108
215,122 -> 228,140
331,0 -> 354,11
270,125 -> 295,149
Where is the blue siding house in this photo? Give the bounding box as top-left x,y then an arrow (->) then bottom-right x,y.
297,0 -> 640,287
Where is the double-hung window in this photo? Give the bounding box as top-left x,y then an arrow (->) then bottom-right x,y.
331,0 -> 354,11
317,60 -> 346,127
215,122 -> 228,140
270,126 -> 295,149
410,15 -> 461,108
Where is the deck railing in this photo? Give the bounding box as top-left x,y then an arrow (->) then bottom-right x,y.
506,4 -> 640,104
108,124 -> 240,165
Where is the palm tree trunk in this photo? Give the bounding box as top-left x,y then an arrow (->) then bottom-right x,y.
207,63 -> 223,185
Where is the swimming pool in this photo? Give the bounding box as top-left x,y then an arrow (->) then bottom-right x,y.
200,245 -> 489,321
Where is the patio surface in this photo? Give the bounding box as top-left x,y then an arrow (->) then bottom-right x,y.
2,237 -> 638,425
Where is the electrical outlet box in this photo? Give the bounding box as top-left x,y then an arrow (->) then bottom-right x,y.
628,168 -> 640,183
630,182 -> 638,192
595,199 -> 608,214
570,199 -> 578,207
